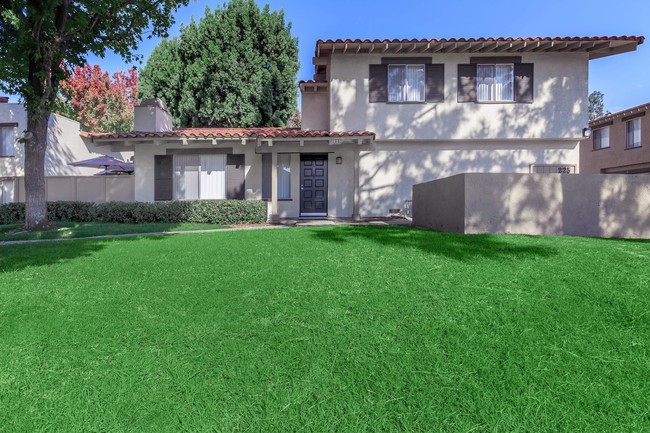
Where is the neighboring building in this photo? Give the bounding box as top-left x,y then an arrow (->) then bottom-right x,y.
83,36 -> 643,219
0,100 -> 132,203
580,102 -> 650,174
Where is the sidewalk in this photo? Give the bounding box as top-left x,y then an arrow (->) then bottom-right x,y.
0,217 -> 412,246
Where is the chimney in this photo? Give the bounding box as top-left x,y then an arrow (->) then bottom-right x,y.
133,98 -> 173,132
0,97 -> 9,103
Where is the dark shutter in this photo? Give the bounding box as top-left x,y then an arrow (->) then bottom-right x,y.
425,64 -> 444,103
154,155 -> 173,201
261,154 -> 271,199
369,64 -> 388,103
514,63 -> 534,103
457,64 -> 477,103
226,154 -> 245,199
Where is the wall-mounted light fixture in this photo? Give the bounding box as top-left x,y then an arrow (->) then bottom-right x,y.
582,127 -> 592,138
335,156 -> 343,164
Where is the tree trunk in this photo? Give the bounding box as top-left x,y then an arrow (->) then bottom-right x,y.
24,108 -> 51,231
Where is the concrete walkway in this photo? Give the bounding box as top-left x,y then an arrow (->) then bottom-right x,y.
0,218 -> 412,246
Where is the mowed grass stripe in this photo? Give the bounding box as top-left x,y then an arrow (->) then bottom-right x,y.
0,226 -> 648,432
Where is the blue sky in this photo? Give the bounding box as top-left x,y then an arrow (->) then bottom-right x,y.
8,0 -> 650,113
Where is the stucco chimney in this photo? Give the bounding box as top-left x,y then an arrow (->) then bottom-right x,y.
134,98 -> 173,132
0,96 -> 9,103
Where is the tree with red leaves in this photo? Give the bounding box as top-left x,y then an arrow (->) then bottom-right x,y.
58,64 -> 138,133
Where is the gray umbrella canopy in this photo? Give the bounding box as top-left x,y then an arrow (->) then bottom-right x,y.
69,155 -> 134,173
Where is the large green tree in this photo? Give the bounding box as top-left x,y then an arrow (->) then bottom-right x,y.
139,0 -> 299,128
0,0 -> 187,230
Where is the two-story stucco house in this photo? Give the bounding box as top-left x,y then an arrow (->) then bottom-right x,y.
85,36 -> 643,220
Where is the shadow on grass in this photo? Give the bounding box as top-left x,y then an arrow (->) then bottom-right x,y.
0,235 -> 167,274
310,225 -> 559,261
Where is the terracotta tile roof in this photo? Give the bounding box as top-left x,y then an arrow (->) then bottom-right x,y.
86,127 -> 374,140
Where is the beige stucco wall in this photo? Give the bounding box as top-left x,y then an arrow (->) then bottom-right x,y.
359,140 -> 580,216
301,92 -> 329,130
413,173 -> 650,238
328,52 -> 589,141
13,176 -> 134,203
47,114 -> 132,176
0,106 -> 132,178
130,141 -> 357,218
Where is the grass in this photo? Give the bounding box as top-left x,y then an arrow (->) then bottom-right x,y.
0,221 -> 229,242
0,226 -> 648,432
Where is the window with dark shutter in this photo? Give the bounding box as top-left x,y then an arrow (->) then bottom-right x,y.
514,63 -> 534,103
369,64 -> 388,103
425,64 -> 444,103
154,155 -> 173,201
226,154 -> 245,199
457,64 -> 477,103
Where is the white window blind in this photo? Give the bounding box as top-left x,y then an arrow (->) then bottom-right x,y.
388,65 -> 425,102
626,118 -> 641,148
174,154 -> 200,200
199,155 -> 226,199
0,180 -> 14,204
0,127 -> 15,157
174,154 -> 227,200
277,154 -> 291,199
477,64 -> 514,102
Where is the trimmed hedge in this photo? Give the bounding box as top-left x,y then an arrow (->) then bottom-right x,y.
0,200 -> 268,225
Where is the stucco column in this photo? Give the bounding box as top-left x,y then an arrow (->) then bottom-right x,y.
269,150 -> 280,223
352,149 -> 361,221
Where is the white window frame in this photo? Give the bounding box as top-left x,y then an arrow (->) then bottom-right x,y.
476,64 -> 514,102
626,118 -> 642,149
277,154 -> 291,199
387,64 -> 426,103
593,126 -> 610,150
0,127 -> 16,157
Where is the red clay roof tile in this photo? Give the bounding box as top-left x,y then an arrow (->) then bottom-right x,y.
85,128 -> 374,140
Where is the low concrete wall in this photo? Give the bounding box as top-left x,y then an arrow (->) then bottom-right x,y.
13,176 -> 134,203
413,173 -> 650,238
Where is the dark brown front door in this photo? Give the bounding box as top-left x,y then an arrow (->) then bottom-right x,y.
300,155 -> 328,217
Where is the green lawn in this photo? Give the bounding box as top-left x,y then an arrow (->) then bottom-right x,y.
0,226 -> 648,432
0,221 -> 228,242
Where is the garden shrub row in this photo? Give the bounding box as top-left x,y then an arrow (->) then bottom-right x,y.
0,200 -> 268,225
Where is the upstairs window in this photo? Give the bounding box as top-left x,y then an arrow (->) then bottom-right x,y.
477,64 -> 514,102
592,126 -> 610,150
388,65 -> 425,102
0,127 -> 16,157
626,118 -> 641,148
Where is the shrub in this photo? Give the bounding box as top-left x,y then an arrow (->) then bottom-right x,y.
0,200 -> 268,225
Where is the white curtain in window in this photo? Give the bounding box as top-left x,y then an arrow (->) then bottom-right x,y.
495,64 -> 513,101
477,65 -> 513,102
174,155 -> 200,200
200,154 -> 226,199
0,127 -> 15,157
388,65 -> 425,102
277,154 -> 291,199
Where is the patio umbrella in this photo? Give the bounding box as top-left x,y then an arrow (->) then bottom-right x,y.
69,155 -> 134,174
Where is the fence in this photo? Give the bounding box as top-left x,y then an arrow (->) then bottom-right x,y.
11,176 -> 135,203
